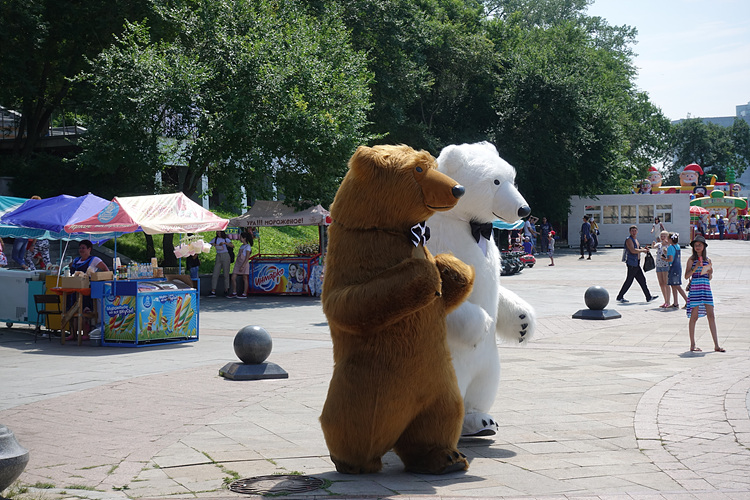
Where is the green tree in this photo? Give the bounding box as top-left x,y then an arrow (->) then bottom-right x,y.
666,118 -> 750,184
483,1 -> 669,222
0,0 -> 151,157
334,0 -> 497,152
79,0 -> 372,207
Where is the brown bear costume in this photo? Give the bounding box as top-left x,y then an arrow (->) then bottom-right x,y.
320,144 -> 475,475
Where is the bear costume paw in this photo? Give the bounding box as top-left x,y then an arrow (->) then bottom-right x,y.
401,448 -> 469,475
461,412 -> 499,437
434,253 -> 475,313
496,287 -> 537,344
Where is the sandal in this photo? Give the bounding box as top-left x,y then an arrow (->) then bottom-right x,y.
714,347 -> 725,352
671,304 -> 679,308
659,303 -> 669,308
690,347 -> 702,352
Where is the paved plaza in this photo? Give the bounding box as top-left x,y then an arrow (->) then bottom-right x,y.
1,239 -> 749,500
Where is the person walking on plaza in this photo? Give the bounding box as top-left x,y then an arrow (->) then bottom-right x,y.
717,215 -> 725,240
209,230 -> 234,297
666,232 -> 689,308
653,230 -> 672,308
684,235 -> 724,352
579,215 -> 592,260
616,225 -> 658,303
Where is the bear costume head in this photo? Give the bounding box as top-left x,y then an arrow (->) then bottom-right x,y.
321,144 -> 475,475
435,142 -> 530,224
330,144 -> 465,230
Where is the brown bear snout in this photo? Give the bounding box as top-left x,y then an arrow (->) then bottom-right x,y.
418,167 -> 465,211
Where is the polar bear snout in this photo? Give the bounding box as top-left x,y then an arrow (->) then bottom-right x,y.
517,204 -> 531,218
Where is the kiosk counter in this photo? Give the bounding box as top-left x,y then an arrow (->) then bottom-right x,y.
91,275 -> 199,347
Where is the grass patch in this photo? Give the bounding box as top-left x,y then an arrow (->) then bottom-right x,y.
31,482 -> 55,489
101,208 -> 320,273
66,484 -> 97,490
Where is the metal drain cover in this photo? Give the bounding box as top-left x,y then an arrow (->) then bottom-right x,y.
228,475 -> 325,495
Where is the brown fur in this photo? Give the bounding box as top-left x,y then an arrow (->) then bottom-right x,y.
320,145 -> 475,474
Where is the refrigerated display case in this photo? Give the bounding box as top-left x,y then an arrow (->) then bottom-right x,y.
91,275 -> 199,347
0,268 -> 47,328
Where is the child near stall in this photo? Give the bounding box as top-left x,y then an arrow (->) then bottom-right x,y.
547,231 -> 555,266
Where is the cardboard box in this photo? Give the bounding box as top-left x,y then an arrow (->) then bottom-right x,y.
59,275 -> 90,289
91,271 -> 114,281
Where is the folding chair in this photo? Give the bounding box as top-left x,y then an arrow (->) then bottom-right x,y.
34,294 -> 62,343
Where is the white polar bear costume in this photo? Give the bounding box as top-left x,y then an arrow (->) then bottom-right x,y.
428,142 -> 537,437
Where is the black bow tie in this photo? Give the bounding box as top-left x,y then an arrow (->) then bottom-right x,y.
409,221 -> 430,246
470,221 -> 493,243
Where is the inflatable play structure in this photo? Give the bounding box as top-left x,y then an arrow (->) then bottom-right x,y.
634,164 -> 748,239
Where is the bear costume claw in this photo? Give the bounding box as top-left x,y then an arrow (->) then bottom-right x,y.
461,412 -> 499,437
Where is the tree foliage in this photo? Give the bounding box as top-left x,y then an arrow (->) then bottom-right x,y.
485,4 -> 670,222
0,0 -> 151,156
78,0 -> 373,207
666,118 -> 750,184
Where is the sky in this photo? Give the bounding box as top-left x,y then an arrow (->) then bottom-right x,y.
587,0 -> 750,122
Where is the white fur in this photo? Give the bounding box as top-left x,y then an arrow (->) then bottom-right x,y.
428,142 -> 537,436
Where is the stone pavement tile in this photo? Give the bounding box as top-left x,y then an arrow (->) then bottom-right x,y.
126,466 -> 193,497
152,441 -> 215,468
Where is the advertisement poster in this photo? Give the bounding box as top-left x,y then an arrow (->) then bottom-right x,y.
137,291 -> 198,341
101,284 -> 198,342
250,261 -> 309,295
102,290 -> 137,341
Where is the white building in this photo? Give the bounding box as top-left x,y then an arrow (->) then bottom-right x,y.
568,194 -> 691,247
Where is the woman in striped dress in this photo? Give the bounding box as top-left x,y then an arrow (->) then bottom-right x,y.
684,235 -> 724,352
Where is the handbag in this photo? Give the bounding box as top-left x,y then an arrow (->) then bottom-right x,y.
686,278 -> 692,292
643,251 -> 655,272
227,244 -> 235,264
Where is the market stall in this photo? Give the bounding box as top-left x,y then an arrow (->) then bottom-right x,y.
690,190 -> 748,239
229,201 -> 330,296
66,192 -> 228,346
0,194 -> 111,330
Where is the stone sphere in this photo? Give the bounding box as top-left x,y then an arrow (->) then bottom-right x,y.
233,326 -> 273,364
584,286 -> 609,311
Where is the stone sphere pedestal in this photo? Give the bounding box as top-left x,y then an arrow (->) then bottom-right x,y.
572,286 -> 621,320
219,326 -> 288,380
0,424 -> 29,493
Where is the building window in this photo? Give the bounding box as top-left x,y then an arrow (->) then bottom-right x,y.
656,204 -> 673,223
585,205 -> 602,223
603,205 -> 620,224
621,205 -> 636,224
638,205 -> 654,224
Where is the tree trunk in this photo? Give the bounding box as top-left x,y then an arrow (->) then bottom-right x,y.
162,233 -> 177,268
145,234 -> 156,260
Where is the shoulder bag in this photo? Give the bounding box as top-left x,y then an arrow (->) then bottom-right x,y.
643,251 -> 655,272
227,242 -> 235,264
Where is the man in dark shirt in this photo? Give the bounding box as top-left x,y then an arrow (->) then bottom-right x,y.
579,215 -> 592,260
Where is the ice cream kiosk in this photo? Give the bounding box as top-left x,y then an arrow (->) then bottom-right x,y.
66,192 -> 229,346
